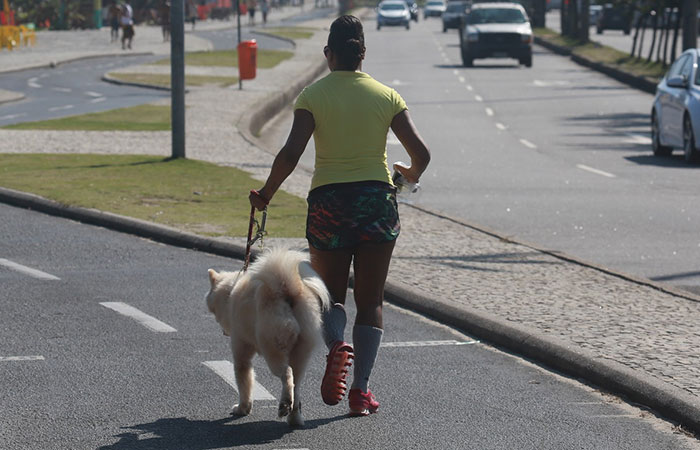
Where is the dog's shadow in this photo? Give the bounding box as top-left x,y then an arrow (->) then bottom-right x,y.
98,414 -> 348,449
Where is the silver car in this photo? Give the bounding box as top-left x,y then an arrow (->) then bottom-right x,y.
651,48 -> 700,163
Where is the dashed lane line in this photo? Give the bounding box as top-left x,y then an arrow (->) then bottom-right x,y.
458,76 -> 465,83
48,105 -> 74,112
495,122 -> 506,130
27,77 -> 42,88
0,113 -> 28,121
623,133 -> 652,145
474,95 -> 483,102
381,339 -> 478,348
466,85 -> 473,91
52,87 -> 72,93
202,361 -> 276,400
90,97 -> 107,104
0,258 -> 60,280
100,302 -> 177,333
520,139 -> 537,149
0,356 -> 45,362
576,164 -> 616,178
85,91 -> 103,97
485,107 -> 494,116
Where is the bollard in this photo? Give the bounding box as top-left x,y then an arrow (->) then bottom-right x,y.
237,39 -> 257,80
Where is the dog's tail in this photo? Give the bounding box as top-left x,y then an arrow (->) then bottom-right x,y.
250,248 -> 331,341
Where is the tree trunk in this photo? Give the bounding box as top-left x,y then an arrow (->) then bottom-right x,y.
638,13 -> 648,58
579,0 -> 589,41
682,0 -> 697,50
648,10 -> 658,62
631,13 -> 643,56
671,2 -> 682,61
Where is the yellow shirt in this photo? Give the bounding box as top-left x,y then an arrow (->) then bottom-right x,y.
294,70 -> 407,191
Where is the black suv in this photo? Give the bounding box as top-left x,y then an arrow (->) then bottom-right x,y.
596,4 -> 631,34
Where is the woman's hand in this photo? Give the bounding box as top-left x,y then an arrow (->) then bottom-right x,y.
393,161 -> 420,184
249,189 -> 269,211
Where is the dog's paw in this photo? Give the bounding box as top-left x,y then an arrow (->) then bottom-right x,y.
278,400 -> 292,418
287,402 -> 304,427
231,402 -> 252,417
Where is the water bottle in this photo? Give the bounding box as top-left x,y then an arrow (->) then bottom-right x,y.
392,161 -> 421,204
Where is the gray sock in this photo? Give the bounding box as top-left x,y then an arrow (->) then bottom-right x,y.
351,325 -> 383,392
322,303 -> 347,349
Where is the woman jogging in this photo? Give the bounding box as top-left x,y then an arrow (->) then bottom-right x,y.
249,15 -> 430,417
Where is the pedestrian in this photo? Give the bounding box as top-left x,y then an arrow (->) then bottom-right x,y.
248,15 -> 430,417
185,0 -> 196,30
247,0 -> 257,25
120,0 -> 135,50
108,0 -> 121,42
261,0 -> 269,24
159,0 -> 170,42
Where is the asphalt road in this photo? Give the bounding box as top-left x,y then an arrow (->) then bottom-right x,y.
263,15 -> 700,297
0,24 -> 296,128
2,202 -> 698,449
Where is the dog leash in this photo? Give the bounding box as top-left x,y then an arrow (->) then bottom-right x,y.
244,190 -> 268,271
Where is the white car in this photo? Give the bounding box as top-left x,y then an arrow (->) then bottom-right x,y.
651,48 -> 700,163
424,0 -> 447,19
377,0 -> 411,30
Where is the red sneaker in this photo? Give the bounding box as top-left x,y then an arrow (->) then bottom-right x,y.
321,341 -> 354,406
348,388 -> 379,416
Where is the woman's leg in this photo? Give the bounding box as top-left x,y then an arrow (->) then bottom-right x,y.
350,240 -> 395,393
309,246 -> 353,347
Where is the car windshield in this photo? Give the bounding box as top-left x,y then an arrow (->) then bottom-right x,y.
427,1 -> 444,6
446,3 -> 466,12
468,8 -> 526,24
381,3 -> 406,10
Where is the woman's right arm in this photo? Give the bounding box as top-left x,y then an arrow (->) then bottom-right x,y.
390,110 -> 431,183
249,108 -> 315,210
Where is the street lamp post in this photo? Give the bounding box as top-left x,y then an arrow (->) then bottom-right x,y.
237,0 -> 242,90
171,0 -> 186,158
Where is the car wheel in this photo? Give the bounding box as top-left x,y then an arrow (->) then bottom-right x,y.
596,27 -> 603,34
520,54 -> 532,67
462,51 -> 473,67
443,25 -> 447,32
377,23 -> 381,30
651,111 -> 672,156
406,22 -> 410,30
683,114 -> 700,163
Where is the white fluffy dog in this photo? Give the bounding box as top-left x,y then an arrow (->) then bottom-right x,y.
206,248 -> 331,427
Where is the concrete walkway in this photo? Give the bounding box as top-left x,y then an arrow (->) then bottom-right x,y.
1,6 -> 700,436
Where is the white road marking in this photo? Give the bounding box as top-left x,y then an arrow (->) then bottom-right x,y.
0,258 -> 60,280
202,361 -> 276,400
495,122 -> 506,130
533,80 -> 570,87
474,95 -> 483,102
520,139 -> 537,149
453,69 -> 459,75
458,76 -> 465,83
589,414 -> 639,418
0,113 -> 28,121
85,91 -> 103,97
576,164 -> 616,178
623,133 -> 652,145
100,302 -> 177,333
466,85 -> 473,91
390,79 -> 405,86
27,77 -> 42,88
0,355 -> 45,362
52,87 -> 72,93
485,107 -> 494,116
381,339 -> 478,348
48,105 -> 74,112
90,97 -> 107,104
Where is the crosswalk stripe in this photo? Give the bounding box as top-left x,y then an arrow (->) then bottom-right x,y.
381,340 -> 478,348
0,258 -> 60,280
203,360 -> 276,401
100,302 -> 177,333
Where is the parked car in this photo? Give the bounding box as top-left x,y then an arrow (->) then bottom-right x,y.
596,3 -> 631,34
377,0 -> 411,30
589,4 -> 602,25
651,49 -> 700,163
405,0 -> 419,21
546,0 -> 561,11
460,2 -> 532,67
424,0 -> 447,18
442,1 -> 470,32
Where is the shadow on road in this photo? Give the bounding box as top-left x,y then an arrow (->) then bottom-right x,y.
567,112 -> 649,129
625,154 -> 700,168
99,413 -> 348,449
395,251 -> 561,272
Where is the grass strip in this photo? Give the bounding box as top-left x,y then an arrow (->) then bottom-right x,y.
0,154 -> 307,238
2,104 -> 171,131
261,27 -> 316,40
534,28 -> 667,80
154,49 -> 294,68
109,72 -> 238,88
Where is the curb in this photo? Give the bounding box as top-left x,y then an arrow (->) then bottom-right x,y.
3,182 -> 700,435
534,36 -> 658,95
0,90 -> 25,106
250,29 -> 297,48
101,72 -> 176,92
0,51 -> 155,75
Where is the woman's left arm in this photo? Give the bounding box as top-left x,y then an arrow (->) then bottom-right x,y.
249,109 -> 315,210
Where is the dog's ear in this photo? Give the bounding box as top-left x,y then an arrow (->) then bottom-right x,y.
208,269 -> 220,287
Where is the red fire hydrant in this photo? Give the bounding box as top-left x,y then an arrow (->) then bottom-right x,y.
238,40 -> 257,81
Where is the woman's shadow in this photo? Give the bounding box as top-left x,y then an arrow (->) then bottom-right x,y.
99,414 -> 347,450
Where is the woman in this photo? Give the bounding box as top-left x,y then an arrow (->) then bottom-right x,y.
249,15 -> 430,417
